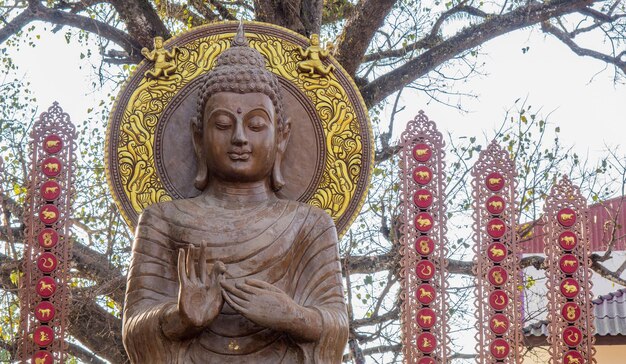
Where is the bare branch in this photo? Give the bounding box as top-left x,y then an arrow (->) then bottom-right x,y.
360,0 -> 596,108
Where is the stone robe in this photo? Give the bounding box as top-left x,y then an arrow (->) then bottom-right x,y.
122,197 -> 349,363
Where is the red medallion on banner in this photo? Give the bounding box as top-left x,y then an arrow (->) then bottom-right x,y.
563,350 -> 584,364
35,302 -> 56,322
36,277 -> 57,298
489,290 -> 509,310
414,213 -> 434,232
40,180 -> 61,201
43,134 -> 63,154
413,189 -> 433,209
563,327 -> 583,347
560,278 -> 580,298
32,351 -> 54,364
416,260 -> 435,280
487,243 -> 507,262
490,338 -> 510,359
412,143 -> 432,162
485,172 -> 505,191
417,332 -> 436,353
415,236 -> 434,256
559,231 -> 578,250
412,166 -> 433,185
486,195 -> 505,215
486,218 -> 506,238
33,326 -> 54,346
38,229 -> 59,249
39,205 -> 59,225
416,283 -> 436,305
490,314 -> 509,335
42,157 -> 62,177
488,266 -> 508,286
557,208 -> 576,228
38,253 -> 59,273
562,302 -> 581,322
559,254 -> 579,274
416,308 -> 436,328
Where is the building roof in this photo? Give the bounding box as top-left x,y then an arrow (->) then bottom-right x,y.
520,197 -> 626,254
524,288 -> 626,345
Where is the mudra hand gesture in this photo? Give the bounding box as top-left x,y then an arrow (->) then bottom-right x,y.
177,242 -> 227,327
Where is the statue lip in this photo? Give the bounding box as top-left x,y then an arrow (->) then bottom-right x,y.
228,152 -> 251,160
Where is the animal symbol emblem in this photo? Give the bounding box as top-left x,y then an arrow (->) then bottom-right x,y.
39,331 -> 49,343
491,224 -> 504,231
419,315 -> 432,325
44,186 -> 59,194
419,288 -> 433,300
563,260 -> 576,267
492,318 -> 506,329
565,355 -> 580,364
44,163 -> 59,172
561,213 -> 574,221
489,200 -> 503,209
492,271 -> 504,285
42,232 -> 53,246
414,213 -> 433,232
489,178 -> 502,185
485,172 -> 505,191
414,148 -> 429,157
417,194 -> 429,201
43,135 -> 63,154
39,280 -> 54,293
41,210 -> 56,220
41,257 -> 55,269
141,36 -> 180,79
35,354 -> 50,364
419,240 -> 430,254
490,246 -> 505,257
567,331 -> 579,344
562,280 -> 579,295
38,308 -> 52,318
494,295 -> 506,306
494,346 -> 506,355
413,166 -> 433,185
566,305 -> 579,321
562,236 -> 576,245
416,261 -> 435,280
422,337 -> 432,348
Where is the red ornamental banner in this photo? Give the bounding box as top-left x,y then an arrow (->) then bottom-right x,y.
544,176 -> 596,364
471,141 -> 523,363
18,103 -> 76,363
399,111 -> 450,363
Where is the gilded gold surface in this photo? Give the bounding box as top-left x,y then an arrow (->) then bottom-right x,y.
116,31 -> 363,224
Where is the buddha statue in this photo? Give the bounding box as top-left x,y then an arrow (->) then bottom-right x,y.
122,24 -> 349,363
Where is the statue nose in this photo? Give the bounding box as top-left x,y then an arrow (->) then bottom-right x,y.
231,121 -> 248,145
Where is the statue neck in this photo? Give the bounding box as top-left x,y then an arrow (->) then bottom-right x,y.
202,178 -> 276,206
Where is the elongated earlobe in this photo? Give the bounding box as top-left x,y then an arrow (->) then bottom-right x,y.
271,118 -> 291,191
191,117 -> 209,190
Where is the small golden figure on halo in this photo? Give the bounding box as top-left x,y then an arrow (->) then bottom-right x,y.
297,34 -> 335,76
141,36 -> 179,79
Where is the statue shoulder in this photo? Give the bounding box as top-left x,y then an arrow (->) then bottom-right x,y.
137,199 -> 191,224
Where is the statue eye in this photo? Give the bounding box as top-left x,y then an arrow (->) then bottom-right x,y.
247,116 -> 268,131
213,115 -> 233,130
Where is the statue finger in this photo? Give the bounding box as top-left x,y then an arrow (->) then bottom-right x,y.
220,281 -> 250,301
198,242 -> 207,284
245,278 -> 281,293
177,249 -> 189,284
223,291 -> 247,314
186,245 -> 197,281
234,281 -> 257,295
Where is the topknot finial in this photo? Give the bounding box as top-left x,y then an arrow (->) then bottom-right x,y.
232,20 -> 248,47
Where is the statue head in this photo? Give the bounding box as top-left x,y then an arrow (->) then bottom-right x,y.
191,23 -> 291,191
153,36 -> 164,49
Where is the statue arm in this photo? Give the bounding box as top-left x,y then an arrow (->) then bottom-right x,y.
141,48 -> 155,61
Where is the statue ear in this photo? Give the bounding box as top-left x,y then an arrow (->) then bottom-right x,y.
191,117 -> 209,190
271,118 -> 291,191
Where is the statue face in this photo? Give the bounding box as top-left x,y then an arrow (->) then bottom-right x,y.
201,92 -> 278,183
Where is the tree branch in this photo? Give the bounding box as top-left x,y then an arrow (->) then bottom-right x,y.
541,20 -> 626,73
360,0 -> 596,108
335,0 -> 397,76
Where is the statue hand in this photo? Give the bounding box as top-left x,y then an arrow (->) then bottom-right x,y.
221,278 -> 314,335
177,243 -> 226,328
